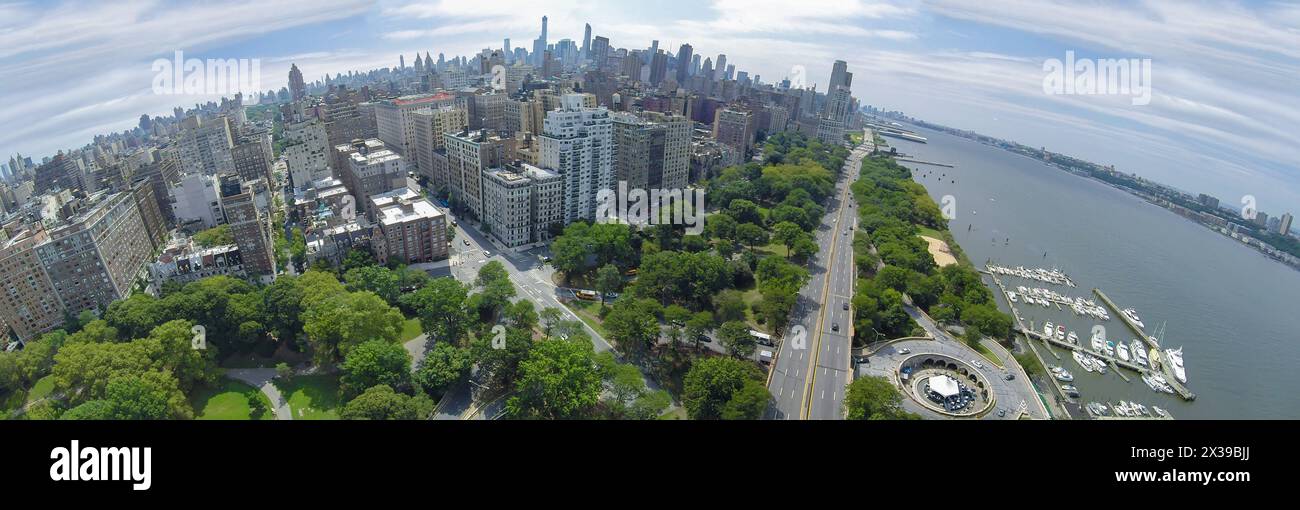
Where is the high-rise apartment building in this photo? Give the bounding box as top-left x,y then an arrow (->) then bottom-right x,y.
231,130 -> 274,184
443,130 -> 506,220
369,187 -> 448,264
288,63 -> 307,102
33,192 -> 154,320
341,139 -> 408,213
612,111 -> 691,191
411,105 -> 468,190
283,117 -> 333,189
713,107 -> 756,155
480,164 -> 563,249
177,116 -> 235,175
219,175 -> 275,279
374,92 -> 458,156
541,94 -> 613,223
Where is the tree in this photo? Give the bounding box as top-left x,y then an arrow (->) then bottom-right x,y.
340,339 -> 412,398
720,379 -> 770,420
475,260 -> 510,287
503,300 -> 538,330
506,338 -> 602,419
606,362 -> 645,413
735,223 -> 768,253
771,221 -> 804,258
594,264 -> 623,307
262,276 -> 304,343
706,212 -> 738,241
412,342 -> 471,398
344,266 -> 401,305
60,400 -> 112,420
628,390 -> 672,420
791,236 -> 819,261
192,225 -> 233,248
682,357 -> 763,420
717,321 -> 756,359
101,371 -> 191,420
301,291 -> 404,364
275,362 -> 294,382
602,299 -> 661,354
539,307 -> 565,337
103,294 -> 165,340
340,385 -> 432,420
685,311 -> 714,351
550,233 -> 588,282
470,327 -> 533,386
843,375 -> 918,420
712,290 -> 747,323
403,277 -> 471,344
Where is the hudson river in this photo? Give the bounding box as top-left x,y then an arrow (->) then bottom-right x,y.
890,126 -> 1300,419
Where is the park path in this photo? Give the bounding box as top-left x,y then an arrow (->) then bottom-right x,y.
225,368 -> 293,420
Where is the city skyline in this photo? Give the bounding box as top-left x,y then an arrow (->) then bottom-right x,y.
1,1 -> 1297,214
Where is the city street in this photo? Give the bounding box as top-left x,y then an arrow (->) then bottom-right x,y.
767,139 -> 869,420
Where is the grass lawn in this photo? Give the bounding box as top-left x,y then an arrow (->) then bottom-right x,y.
25,375 -> 55,404
916,226 -> 945,239
974,341 -> 1005,369
191,379 -> 274,420
564,300 -> 609,338
400,317 -> 423,342
275,374 -> 341,420
738,285 -> 767,332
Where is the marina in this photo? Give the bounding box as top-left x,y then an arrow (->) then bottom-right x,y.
985,263 -> 1076,287
985,269 -> 1196,406
1085,400 -> 1175,420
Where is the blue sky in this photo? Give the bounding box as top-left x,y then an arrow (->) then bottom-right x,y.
2,0 -> 1297,214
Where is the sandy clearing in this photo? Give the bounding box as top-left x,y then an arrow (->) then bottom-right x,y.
919,235 -> 957,267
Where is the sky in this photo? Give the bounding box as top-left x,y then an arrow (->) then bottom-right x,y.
1,0 -> 1297,215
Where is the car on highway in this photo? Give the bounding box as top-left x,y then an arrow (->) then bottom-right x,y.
463,239 -> 470,246
853,355 -> 870,365
971,359 -> 985,369
898,348 -> 911,354
842,302 -> 849,310
1004,373 -> 1015,381
831,323 -> 839,332
998,409 -> 1007,417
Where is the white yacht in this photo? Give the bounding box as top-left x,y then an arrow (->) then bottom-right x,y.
1072,351 -> 1094,372
1090,335 -> 1105,353
1104,341 -> 1115,357
1055,325 -> 1066,341
1122,308 -> 1145,329
1090,355 -> 1108,374
1165,347 -> 1187,383
1043,322 -> 1054,338
1132,340 -> 1149,366
1117,343 -> 1130,362
1008,292 -> 1018,303
1066,331 -> 1078,345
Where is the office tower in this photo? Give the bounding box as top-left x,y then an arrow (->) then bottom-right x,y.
443,130 -> 505,220
369,187 -> 448,264
425,52 -> 433,71
340,139 -> 408,213
622,51 -> 644,81
581,24 -> 592,62
541,94 -> 613,223
649,50 -> 668,86
504,38 -> 512,63
715,54 -> 727,79
288,63 -> 306,101
691,54 -> 701,76
648,40 -> 659,64
1280,213 -> 1293,235
283,117 -> 333,189
231,130 -> 274,184
219,175 -> 275,278
532,16 -> 549,67
713,107 -> 755,155
411,104 -> 468,190
701,57 -> 713,80
374,92 -> 458,156
676,44 -> 693,85
725,64 -> 735,81
177,116 -> 235,175
612,111 -> 691,191
481,164 -> 563,248
591,36 -> 610,70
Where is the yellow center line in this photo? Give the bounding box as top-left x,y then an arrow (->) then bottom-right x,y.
801,152 -> 858,420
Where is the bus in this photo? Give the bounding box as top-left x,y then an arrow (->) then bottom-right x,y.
749,329 -> 774,346
575,290 -> 599,301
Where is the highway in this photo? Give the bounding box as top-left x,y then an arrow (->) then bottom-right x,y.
767,136 -> 871,420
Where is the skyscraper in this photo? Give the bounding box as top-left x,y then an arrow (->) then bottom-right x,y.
613,111 -> 691,191
591,36 -> 610,70
581,23 -> 592,62
220,175 -> 276,279
288,63 -> 306,101
829,59 -> 853,90
715,54 -> 727,80
676,43 -> 693,85
1279,212 -> 1293,235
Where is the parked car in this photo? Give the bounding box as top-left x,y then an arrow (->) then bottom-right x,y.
853,355 -> 870,365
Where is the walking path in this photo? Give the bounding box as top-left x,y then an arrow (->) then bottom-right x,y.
225,368 -> 292,420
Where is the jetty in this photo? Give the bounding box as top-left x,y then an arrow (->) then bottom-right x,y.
896,157 -> 954,168
1093,289 -> 1196,401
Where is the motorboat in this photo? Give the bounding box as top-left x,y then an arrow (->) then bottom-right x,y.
1072,351 -> 1094,372
1066,331 -> 1078,345
1116,343 -> 1131,362
1122,308 -> 1145,329
1165,347 -> 1187,383
1089,355 -> 1108,374
1043,322 -> 1053,338
1008,292 -> 1018,303
1090,335 -> 1105,353
1055,325 -> 1066,341
1132,340 -> 1149,366
1104,340 -> 1115,357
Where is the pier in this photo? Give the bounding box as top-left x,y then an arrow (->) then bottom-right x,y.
1086,402 -> 1175,420
896,157 -> 954,168
1093,289 -> 1196,401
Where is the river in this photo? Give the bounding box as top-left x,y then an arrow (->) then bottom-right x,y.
888,126 -> 1300,419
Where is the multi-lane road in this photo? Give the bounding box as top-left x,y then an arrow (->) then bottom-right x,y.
767,137 -> 871,420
